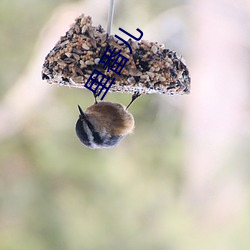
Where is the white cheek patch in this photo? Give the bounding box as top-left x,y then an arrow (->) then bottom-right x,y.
83,122 -> 95,147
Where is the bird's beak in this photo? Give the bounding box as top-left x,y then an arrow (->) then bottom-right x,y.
77,105 -> 86,119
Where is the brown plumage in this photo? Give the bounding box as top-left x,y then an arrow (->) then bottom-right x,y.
75,101 -> 134,149
85,101 -> 134,135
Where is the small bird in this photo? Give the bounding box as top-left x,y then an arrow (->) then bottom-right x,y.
75,100 -> 136,149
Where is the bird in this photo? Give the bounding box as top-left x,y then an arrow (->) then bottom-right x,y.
75,93 -> 140,149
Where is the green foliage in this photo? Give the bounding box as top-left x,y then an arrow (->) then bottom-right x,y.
0,0 -> 70,97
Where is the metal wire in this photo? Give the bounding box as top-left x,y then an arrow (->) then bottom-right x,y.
107,0 -> 115,35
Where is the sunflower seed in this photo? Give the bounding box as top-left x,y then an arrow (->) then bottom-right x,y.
129,68 -> 142,76
82,43 -> 90,50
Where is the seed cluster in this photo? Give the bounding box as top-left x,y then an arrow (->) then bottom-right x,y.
42,14 -> 190,95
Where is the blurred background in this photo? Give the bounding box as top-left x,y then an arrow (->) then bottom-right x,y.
1,0 -> 250,249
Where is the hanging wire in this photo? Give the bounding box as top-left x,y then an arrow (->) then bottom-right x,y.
107,0 -> 115,35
